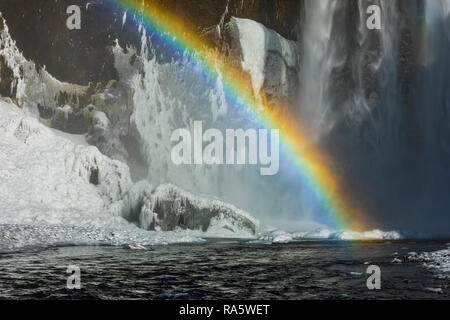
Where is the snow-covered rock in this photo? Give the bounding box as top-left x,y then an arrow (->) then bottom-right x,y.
118,181 -> 259,237
149,184 -> 259,237
225,17 -> 300,104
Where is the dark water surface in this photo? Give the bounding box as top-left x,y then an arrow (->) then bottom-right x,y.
0,240 -> 448,299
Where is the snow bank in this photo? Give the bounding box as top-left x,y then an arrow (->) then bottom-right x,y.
225,17 -> 300,102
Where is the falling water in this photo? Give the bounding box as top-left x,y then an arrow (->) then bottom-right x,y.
299,0 -> 345,139
412,0 -> 450,235
296,0 -> 450,236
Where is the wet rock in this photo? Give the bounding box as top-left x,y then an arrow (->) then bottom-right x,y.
106,79 -> 117,89
37,103 -> 54,119
51,105 -> 89,134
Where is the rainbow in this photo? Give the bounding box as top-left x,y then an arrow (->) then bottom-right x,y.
106,0 -> 368,231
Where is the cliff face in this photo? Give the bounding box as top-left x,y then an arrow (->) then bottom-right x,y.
0,0 -> 301,86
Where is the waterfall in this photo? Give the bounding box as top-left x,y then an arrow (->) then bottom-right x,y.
413,0 -> 450,226
299,0 -> 345,139
295,0 -> 450,235
367,0 -> 403,160
419,0 -> 450,155
298,0 -> 403,156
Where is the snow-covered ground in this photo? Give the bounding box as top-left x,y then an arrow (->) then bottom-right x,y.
0,101 -> 132,227
0,100 -> 259,251
0,224 -> 204,253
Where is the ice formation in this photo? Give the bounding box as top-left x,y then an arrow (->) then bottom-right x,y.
0,14 -> 88,117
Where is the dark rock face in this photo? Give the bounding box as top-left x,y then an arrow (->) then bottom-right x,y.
155,0 -> 302,40
0,0 -> 301,86
0,55 -> 15,97
0,0 -> 125,85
